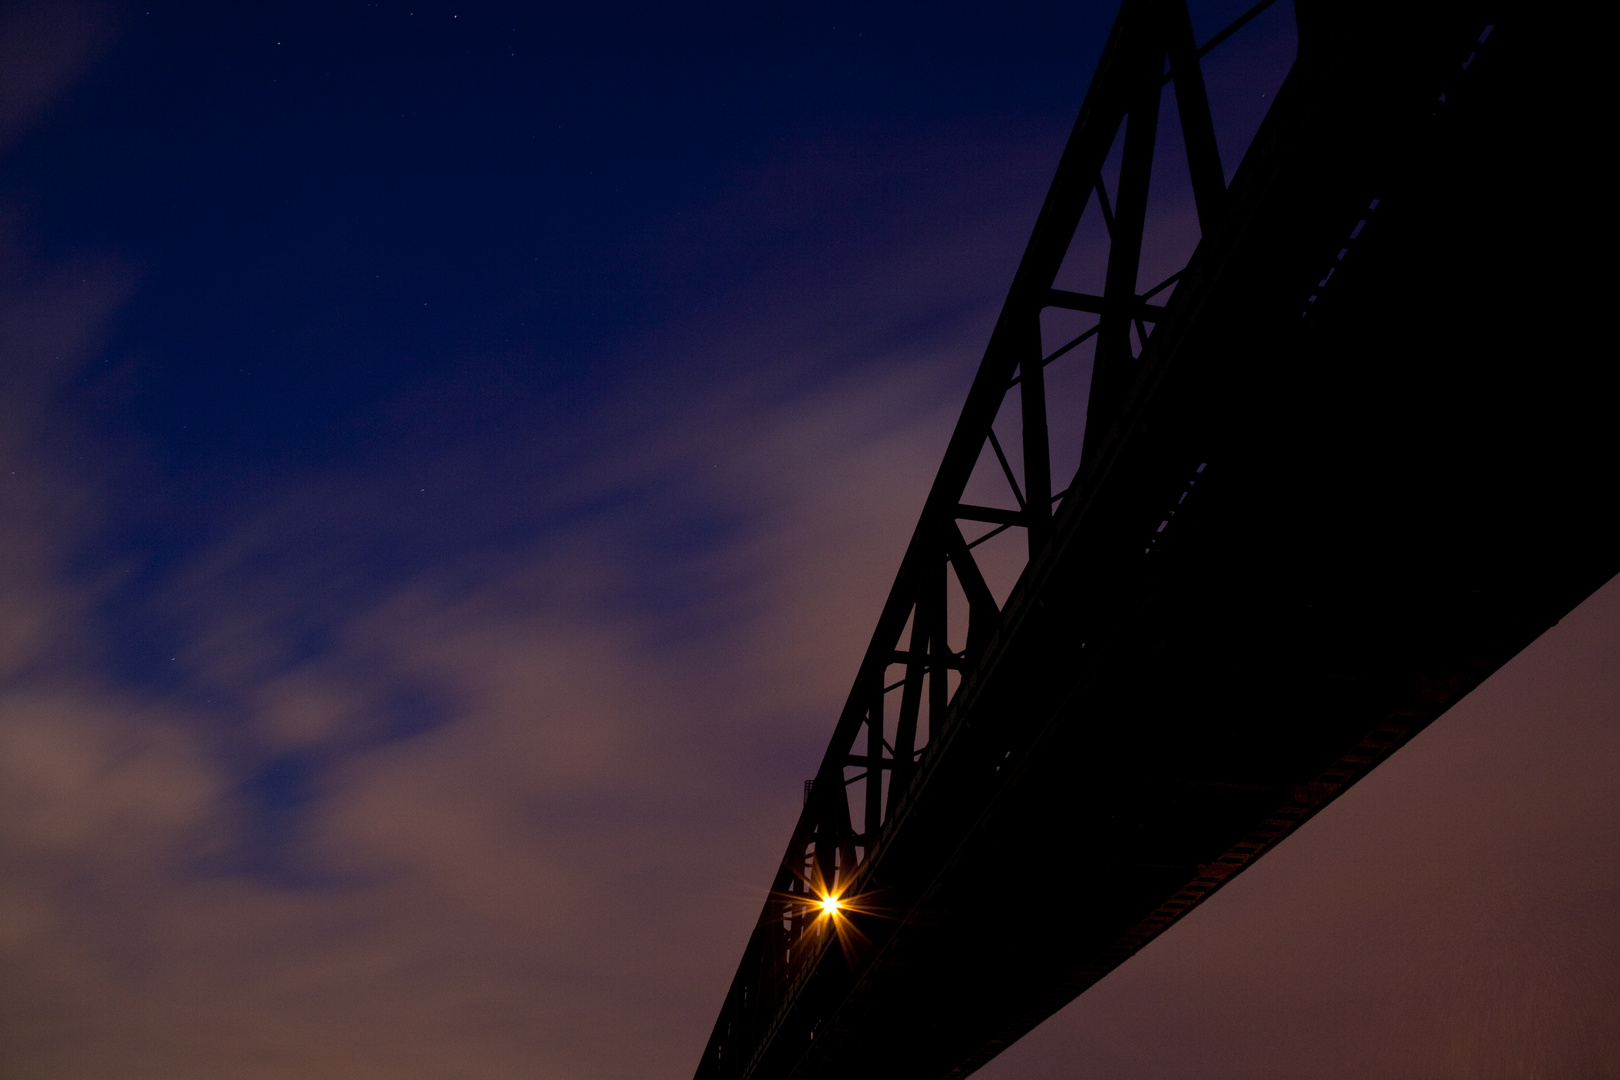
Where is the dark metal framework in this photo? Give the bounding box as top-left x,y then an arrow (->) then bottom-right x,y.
695,0 -> 1610,1077
793,0 -> 1263,927
703,0 -> 1273,1070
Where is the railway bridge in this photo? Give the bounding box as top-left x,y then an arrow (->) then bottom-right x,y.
694,1 -> 1612,1076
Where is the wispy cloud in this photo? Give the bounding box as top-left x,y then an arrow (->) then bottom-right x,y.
0,1 -> 115,152
4,9 -> 1614,1076
0,114 -> 1054,1077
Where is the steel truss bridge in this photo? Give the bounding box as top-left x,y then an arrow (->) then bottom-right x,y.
695,1 -> 1611,1077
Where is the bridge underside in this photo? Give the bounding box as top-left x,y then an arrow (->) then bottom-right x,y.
699,3 -> 1614,1078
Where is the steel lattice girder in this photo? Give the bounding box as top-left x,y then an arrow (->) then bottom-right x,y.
693,1 -> 1615,1078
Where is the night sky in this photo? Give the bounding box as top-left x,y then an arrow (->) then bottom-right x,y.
1,2 -> 1616,1078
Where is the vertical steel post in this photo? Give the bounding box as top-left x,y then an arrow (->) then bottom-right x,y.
864,689 -> 885,845
1165,0 -> 1227,233
1088,29 -> 1163,463
1019,314 -> 1054,557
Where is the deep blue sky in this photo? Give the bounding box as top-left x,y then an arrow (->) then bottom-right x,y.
16,1 -> 1114,473
1,3 -> 1614,1078
6,0 -> 1128,682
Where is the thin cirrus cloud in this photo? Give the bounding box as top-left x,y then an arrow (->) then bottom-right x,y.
3,4 -> 1617,1080
0,93 -> 1056,1078
0,0 -> 114,152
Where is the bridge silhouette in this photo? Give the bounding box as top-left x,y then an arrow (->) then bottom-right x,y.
694,1 -> 1612,1077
